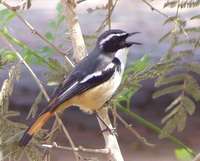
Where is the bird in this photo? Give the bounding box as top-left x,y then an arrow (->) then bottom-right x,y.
19,29 -> 141,146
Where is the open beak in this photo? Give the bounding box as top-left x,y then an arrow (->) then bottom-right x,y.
126,32 -> 142,46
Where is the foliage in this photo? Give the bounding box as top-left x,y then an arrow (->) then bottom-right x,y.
175,148 -> 193,161
151,0 -> 200,138
112,55 -> 195,156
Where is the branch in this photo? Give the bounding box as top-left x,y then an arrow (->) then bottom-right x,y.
140,0 -> 190,40
61,0 -> 87,62
55,113 -> 80,161
115,112 -> 154,147
192,153 -> 200,161
42,142 -> 110,154
1,0 -> 75,69
96,0 -> 119,33
140,0 -> 168,18
97,107 -> 124,161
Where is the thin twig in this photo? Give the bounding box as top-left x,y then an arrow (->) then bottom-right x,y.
140,0 -> 191,45
175,0 -> 180,17
141,0 -> 168,18
55,113 -> 81,161
192,153 -> 200,161
1,0 -> 75,69
115,112 -> 155,147
42,142 -> 110,154
96,0 -> 119,33
108,0 -> 112,30
0,36 -> 50,101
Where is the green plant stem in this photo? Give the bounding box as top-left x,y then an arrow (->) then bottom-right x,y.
117,105 -> 196,156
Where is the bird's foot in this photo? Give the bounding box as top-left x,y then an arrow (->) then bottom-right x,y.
101,127 -> 118,136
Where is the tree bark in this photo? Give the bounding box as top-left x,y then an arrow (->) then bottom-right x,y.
61,0 -> 87,62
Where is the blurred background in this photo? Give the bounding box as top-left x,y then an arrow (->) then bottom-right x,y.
1,0 -> 200,161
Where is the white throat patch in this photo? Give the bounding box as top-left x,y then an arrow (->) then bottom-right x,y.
114,48 -> 129,73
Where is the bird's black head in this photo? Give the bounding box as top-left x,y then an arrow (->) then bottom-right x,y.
97,29 -> 141,53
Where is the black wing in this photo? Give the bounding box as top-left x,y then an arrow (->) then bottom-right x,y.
51,52 -> 100,98
49,62 -> 116,113
40,51 -> 120,114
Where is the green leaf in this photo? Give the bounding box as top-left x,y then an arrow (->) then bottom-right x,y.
163,16 -> 186,26
38,46 -> 54,57
184,27 -> 200,33
0,49 -> 17,62
125,55 -> 150,75
0,9 -> 16,26
153,85 -> 182,98
0,27 -> 56,69
165,96 -> 181,112
0,27 -> 26,48
155,73 -> 186,87
185,75 -> 200,101
56,2 -> 63,15
191,14 -> 200,20
182,96 -> 196,115
176,107 -> 187,132
163,16 -> 177,25
160,119 -> 176,138
175,148 -> 193,161
48,21 -> 57,28
163,1 -> 177,8
162,105 -> 180,124
45,32 -> 54,41
159,30 -> 172,43
117,105 -> 195,156
184,62 -> 200,75
56,15 -> 65,27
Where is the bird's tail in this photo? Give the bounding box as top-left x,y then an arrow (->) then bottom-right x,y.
19,111 -> 52,146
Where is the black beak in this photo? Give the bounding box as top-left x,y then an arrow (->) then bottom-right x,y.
126,32 -> 142,46
128,32 -> 141,36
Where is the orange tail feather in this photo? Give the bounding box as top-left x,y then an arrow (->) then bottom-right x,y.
19,112 -> 52,146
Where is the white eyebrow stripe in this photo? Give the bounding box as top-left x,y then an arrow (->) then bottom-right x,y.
99,33 -> 127,46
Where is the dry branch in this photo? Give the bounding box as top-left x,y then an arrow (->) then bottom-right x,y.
97,107 -> 124,161
55,113 -> 80,161
42,142 -> 110,154
61,0 -> 87,62
115,112 -> 154,147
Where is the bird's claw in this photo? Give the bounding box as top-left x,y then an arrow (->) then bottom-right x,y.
101,127 -> 118,136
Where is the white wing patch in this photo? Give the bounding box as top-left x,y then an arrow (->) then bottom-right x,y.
99,32 -> 127,47
80,71 -> 102,83
80,62 -> 115,84
58,81 -> 78,99
105,62 -> 115,70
